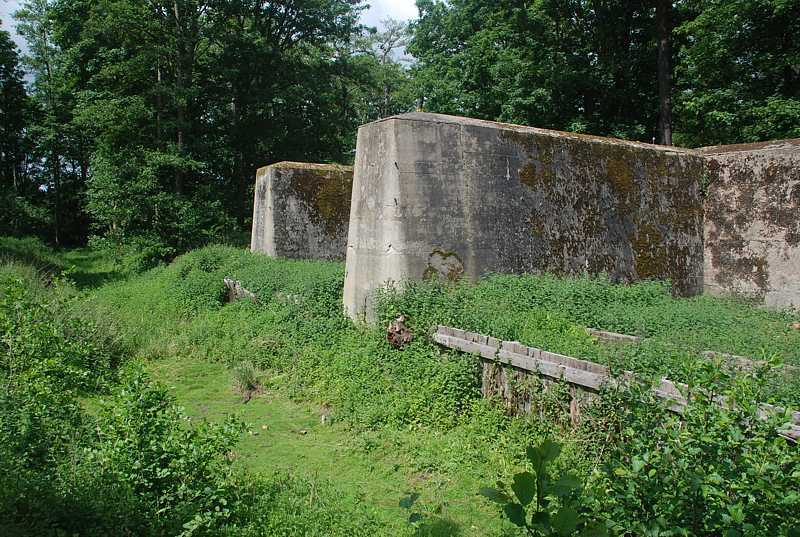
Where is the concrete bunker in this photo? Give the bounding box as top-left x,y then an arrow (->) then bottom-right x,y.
701,139 -> 800,309
251,161 -> 353,261
343,112 -> 706,320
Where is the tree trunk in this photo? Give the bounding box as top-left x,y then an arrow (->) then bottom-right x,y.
42,27 -> 61,244
656,0 -> 673,146
156,59 -> 163,147
52,154 -> 61,246
173,0 -> 185,196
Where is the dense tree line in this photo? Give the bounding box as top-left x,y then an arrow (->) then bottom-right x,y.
1,0 -> 413,252
1,0 -> 798,256
409,0 -> 799,146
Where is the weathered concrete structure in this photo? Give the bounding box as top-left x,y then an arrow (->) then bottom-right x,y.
344,112 -> 706,320
251,162 -> 353,261
701,140 -> 800,308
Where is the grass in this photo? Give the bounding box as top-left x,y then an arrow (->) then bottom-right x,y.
5,239 -> 799,535
144,353 -> 512,536
0,236 -> 124,290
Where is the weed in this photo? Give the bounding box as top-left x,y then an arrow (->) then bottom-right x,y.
232,360 -> 262,402
9,240 -> 799,536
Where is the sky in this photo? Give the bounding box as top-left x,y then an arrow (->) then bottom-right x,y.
0,0 -> 419,56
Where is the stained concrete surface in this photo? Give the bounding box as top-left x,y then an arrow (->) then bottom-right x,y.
343,113 -> 706,320
701,139 -> 800,309
251,162 -> 353,261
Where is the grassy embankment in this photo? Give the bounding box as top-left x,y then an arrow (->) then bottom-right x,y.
2,236 -> 799,536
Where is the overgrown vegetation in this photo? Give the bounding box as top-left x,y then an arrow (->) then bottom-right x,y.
0,257 -> 383,536
2,241 -> 799,535
480,439 -> 602,536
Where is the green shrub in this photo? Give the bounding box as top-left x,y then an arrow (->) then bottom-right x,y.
74,366 -> 245,536
1,275 -> 116,393
589,372 -> 800,536
1,249 -> 392,536
480,439 -> 605,536
76,244 -> 800,535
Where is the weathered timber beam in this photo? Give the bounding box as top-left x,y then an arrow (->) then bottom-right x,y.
434,325 -> 799,442
586,328 -> 642,343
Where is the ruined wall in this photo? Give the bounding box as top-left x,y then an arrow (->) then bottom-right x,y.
251,162 -> 353,261
344,112 -> 706,320
702,140 -> 800,308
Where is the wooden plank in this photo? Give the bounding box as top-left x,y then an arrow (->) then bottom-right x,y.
440,332 -> 603,390
586,327 -> 641,343
701,350 -> 800,374
433,332 -> 498,360
539,349 -> 610,375
434,325 -> 798,443
780,425 -> 800,442
651,378 -> 690,413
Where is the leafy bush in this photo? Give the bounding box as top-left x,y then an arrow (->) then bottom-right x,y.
86,146 -> 237,272
480,439 -> 605,536
0,193 -> 52,241
588,369 -> 800,537
1,274 -> 116,393
0,249 -> 391,536
72,367 -> 245,536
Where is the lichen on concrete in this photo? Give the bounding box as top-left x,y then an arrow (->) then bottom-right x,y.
344,112 -> 706,320
701,139 -> 800,308
289,166 -> 353,237
251,161 -> 353,261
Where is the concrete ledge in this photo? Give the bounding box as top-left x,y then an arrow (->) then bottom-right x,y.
344,112 -> 705,320
703,140 -> 800,309
251,162 -> 353,261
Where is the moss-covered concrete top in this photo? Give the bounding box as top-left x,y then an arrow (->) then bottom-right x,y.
698,139 -> 800,155
366,112 -> 695,155
258,161 -> 353,174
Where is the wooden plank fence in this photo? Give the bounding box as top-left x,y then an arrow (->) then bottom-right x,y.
585,326 -> 799,376
585,327 -> 642,343
433,325 -> 800,442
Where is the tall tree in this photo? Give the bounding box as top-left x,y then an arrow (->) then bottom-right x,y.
207,0 -> 367,225
19,0 -> 373,256
674,0 -> 800,146
656,0 -> 673,145
409,0 -> 798,147
0,22 -> 28,192
409,0 -> 660,141
16,0 -> 66,244
0,21 -> 48,238
366,18 -> 412,119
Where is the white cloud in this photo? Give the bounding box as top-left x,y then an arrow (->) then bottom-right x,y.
0,0 -> 25,53
361,0 -> 418,29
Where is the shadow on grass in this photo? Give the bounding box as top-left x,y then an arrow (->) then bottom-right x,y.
67,266 -> 124,289
60,248 -> 125,289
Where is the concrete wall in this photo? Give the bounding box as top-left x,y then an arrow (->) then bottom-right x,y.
702,139 -> 800,308
251,162 -> 353,261
344,112 -> 706,320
